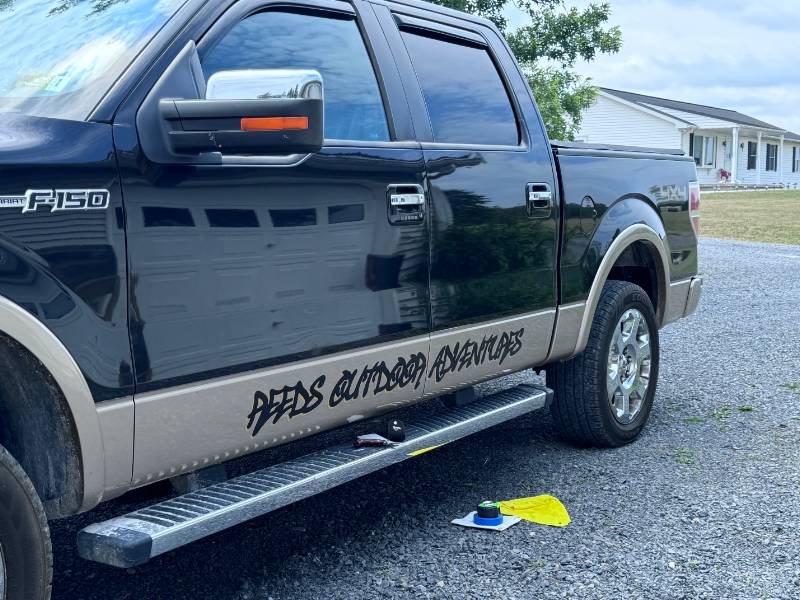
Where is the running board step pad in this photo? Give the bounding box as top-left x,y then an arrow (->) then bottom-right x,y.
78,384 -> 551,568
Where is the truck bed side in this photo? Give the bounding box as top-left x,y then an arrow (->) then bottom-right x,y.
550,142 -> 698,357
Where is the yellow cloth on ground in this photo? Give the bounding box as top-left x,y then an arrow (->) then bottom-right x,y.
498,495 -> 571,527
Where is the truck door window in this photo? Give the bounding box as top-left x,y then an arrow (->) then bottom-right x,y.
399,30 -> 518,146
202,10 -> 390,142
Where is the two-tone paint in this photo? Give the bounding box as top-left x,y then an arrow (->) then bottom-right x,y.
0,0 -> 701,514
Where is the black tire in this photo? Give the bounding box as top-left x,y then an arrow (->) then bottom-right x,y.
0,444 -> 52,600
546,280 -> 660,447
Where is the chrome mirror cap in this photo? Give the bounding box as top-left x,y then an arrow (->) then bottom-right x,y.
205,69 -> 323,101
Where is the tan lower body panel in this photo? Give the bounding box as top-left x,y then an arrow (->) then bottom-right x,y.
132,310 -> 553,486
422,310 -> 555,399
96,398 -> 135,500
664,278 -> 692,326
544,302 -> 584,363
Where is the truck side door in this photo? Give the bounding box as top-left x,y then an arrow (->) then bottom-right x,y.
373,4 -> 559,396
114,0 -> 431,483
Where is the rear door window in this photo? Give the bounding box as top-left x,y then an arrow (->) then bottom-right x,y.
400,29 -> 518,146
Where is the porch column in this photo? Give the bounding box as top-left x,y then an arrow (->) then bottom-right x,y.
756,131 -> 763,184
681,129 -> 693,157
779,134 -> 785,184
731,127 -> 739,182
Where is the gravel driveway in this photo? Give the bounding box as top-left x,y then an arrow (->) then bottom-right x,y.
51,238 -> 800,600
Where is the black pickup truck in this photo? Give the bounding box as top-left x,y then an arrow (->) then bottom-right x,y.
0,0 -> 702,596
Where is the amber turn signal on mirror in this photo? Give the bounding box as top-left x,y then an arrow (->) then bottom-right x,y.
240,116 -> 309,131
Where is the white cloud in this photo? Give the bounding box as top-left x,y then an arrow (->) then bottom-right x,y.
506,0 -> 800,133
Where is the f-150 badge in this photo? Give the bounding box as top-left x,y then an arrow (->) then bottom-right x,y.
0,189 -> 110,213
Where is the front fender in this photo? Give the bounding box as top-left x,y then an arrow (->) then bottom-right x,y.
0,114 -> 136,511
0,293 -> 106,512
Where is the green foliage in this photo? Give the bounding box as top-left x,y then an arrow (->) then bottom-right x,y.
432,0 -> 513,31
426,0 -> 621,139
711,405 -> 733,422
505,1 -> 621,65
675,447 -> 696,466
523,67 -> 597,140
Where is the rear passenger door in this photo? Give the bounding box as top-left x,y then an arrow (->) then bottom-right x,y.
372,4 -> 559,396
116,0 -> 432,482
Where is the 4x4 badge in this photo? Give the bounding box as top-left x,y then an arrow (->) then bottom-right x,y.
0,189 -> 110,213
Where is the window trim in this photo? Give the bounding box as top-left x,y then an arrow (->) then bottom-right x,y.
393,13 -> 487,46
765,143 -> 778,172
690,133 -> 717,168
793,146 -> 800,173
195,0 -> 397,144
393,14 -> 527,150
747,141 -> 757,171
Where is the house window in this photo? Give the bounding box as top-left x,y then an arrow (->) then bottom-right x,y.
793,147 -> 799,173
747,141 -> 757,170
766,144 -> 778,171
690,134 -> 717,167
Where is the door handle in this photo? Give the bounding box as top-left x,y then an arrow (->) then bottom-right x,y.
388,184 -> 425,225
526,183 -> 553,218
389,191 -> 425,207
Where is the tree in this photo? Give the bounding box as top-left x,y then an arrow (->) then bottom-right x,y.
428,0 -> 621,140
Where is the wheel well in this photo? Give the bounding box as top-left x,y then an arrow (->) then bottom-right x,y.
607,240 -> 662,318
0,333 -> 83,519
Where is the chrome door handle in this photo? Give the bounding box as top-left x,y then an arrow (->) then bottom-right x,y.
526,183 -> 553,218
387,184 -> 425,225
389,191 -> 425,207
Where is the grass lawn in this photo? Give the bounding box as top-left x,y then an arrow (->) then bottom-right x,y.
700,190 -> 800,245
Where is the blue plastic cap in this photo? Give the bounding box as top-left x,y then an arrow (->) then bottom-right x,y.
472,514 -> 504,527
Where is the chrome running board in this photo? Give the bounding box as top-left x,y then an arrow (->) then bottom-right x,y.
78,384 -> 551,567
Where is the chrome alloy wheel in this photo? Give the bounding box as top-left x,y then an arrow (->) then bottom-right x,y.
607,308 -> 651,424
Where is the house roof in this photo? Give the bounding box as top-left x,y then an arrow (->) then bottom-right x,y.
600,87 -> 800,141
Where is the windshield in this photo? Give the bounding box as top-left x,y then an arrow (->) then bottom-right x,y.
0,0 -> 186,120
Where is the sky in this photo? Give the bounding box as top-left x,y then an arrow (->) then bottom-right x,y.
507,0 -> 800,133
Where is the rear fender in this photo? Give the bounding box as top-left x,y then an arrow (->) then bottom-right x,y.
580,197 -> 671,351
551,197 -> 672,361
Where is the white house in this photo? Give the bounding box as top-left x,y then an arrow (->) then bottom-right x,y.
577,88 -> 800,187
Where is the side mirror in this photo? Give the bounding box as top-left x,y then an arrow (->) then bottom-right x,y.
160,69 -> 324,156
